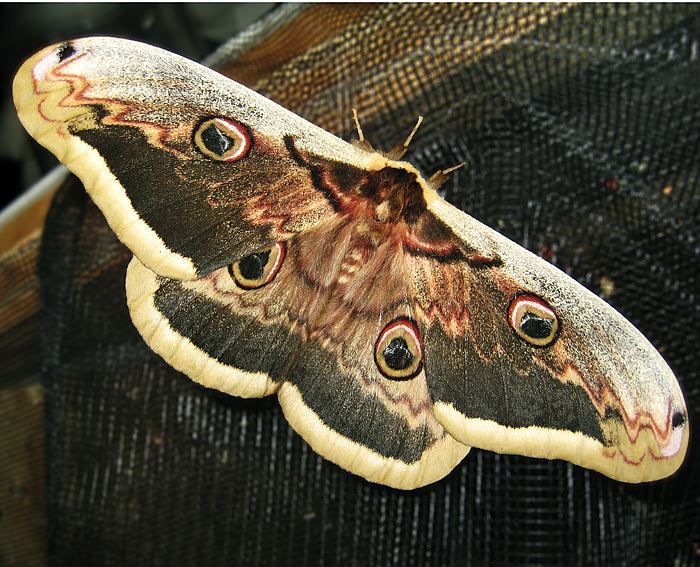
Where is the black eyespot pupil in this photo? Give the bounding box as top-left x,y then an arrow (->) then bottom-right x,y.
238,250 -> 270,280
672,411 -> 686,428
383,337 -> 413,371
201,124 -> 234,156
520,312 -> 553,339
57,42 -> 76,61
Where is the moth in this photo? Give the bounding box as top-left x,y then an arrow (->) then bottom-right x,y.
13,37 -> 688,489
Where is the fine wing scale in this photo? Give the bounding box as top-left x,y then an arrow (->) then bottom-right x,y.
13,37 -> 688,489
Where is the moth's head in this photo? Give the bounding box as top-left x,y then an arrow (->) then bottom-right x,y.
350,110 -> 458,199
359,166 -> 427,225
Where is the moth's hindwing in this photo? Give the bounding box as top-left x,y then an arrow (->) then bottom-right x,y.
126,226 -> 470,489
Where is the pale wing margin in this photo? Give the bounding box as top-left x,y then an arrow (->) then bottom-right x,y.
126,257 -> 278,398
279,382 -> 470,490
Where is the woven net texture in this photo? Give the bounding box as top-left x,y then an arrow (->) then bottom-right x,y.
32,4 -> 700,566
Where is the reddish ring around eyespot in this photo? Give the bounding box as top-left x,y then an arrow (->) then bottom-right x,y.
193,117 -> 252,162
213,118 -> 251,162
507,293 -> 560,347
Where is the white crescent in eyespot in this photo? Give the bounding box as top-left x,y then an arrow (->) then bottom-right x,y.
214,118 -> 251,162
376,321 -> 422,357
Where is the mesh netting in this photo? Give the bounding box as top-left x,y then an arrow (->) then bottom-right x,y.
32,4 -> 700,565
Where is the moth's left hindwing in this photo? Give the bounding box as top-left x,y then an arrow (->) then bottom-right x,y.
14,37 -> 688,488
125,220 -> 470,489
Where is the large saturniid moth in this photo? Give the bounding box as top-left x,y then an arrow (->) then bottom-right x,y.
13,37 -> 688,489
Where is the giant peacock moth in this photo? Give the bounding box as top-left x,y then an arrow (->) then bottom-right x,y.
13,37 -> 688,489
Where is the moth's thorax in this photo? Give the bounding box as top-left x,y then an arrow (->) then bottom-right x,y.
358,166 -> 427,225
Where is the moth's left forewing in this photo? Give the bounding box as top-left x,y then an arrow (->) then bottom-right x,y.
13,37 -> 385,281
422,196 -> 689,482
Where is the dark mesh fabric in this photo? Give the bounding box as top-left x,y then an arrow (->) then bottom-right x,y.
36,4 -> 699,565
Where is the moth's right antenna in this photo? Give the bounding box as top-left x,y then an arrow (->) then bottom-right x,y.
352,108 -> 365,143
429,162 -> 465,189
